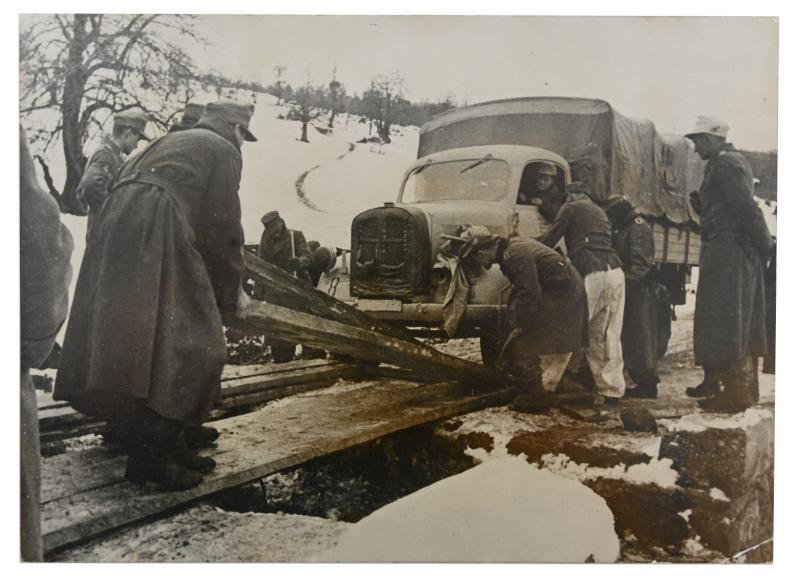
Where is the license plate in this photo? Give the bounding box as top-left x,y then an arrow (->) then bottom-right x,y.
355,299 -> 403,312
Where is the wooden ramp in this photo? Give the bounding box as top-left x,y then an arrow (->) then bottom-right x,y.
41,376 -> 512,556
39,359 -> 361,443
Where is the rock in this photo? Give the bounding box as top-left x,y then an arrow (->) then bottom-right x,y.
620,408 -> 658,433
659,409 -> 773,560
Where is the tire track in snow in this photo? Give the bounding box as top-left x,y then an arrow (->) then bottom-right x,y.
294,142 -> 357,212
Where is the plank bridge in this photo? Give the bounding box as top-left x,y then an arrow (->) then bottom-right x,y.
39,254 -> 511,556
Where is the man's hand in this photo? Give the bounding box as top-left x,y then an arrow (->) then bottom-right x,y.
689,190 -> 702,214
286,257 -> 304,272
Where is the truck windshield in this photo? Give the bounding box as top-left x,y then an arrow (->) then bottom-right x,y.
401,159 -> 510,203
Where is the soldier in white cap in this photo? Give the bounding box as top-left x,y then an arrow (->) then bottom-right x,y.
684,116 -> 772,412
76,108 -> 150,237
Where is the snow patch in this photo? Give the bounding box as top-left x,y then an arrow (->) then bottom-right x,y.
710,488 -> 731,502
663,407 -> 773,433
317,457 -> 619,563
537,452 -> 679,489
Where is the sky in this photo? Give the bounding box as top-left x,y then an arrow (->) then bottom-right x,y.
194,15 -> 778,151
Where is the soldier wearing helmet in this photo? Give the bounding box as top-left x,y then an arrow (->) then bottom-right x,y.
517,162 -> 565,222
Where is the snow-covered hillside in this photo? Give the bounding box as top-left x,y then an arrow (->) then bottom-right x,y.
41,96 -> 420,341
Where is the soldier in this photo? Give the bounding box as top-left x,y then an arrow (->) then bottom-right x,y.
538,182 -> 626,404
76,108 -> 150,238
518,162 -> 565,221
256,211 -> 315,362
20,126 -> 73,560
684,116 -> 772,412
55,102 -> 256,490
169,102 -> 204,132
605,196 -> 660,398
462,228 -> 588,412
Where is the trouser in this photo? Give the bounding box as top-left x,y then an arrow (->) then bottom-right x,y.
541,353 -> 573,392
21,370 -> 43,562
583,267 -> 626,398
505,338 -> 571,394
504,337 -> 544,393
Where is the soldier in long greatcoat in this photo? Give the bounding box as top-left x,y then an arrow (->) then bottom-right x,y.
20,126 -> 73,560
605,196 -> 660,398
55,102 -> 257,490
684,116 -> 772,413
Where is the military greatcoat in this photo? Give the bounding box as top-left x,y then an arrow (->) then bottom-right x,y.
55,115 -> 245,425
693,145 -> 771,365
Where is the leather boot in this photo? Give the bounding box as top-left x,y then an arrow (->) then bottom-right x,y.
627,369 -> 659,399
686,365 -> 721,398
698,388 -> 755,413
184,425 -> 220,448
698,360 -> 755,413
124,448 -> 203,491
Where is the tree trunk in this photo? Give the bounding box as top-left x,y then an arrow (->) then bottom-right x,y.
328,108 -> 336,128
300,120 -> 309,143
59,15 -> 90,215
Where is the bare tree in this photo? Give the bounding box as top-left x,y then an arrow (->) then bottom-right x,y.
326,67 -> 344,129
358,73 -> 404,143
271,64 -> 286,105
19,14 -> 206,214
291,80 -> 324,143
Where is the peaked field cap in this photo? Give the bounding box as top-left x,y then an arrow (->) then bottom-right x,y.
114,109 -> 150,140
685,116 -> 729,139
565,181 -> 593,197
536,162 -> 558,176
602,194 -> 633,215
204,101 -> 257,141
180,103 -> 205,125
261,210 -> 283,226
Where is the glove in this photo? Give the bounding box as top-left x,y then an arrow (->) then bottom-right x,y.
689,191 -> 702,214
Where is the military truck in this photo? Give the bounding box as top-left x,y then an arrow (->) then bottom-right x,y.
320,97 -> 705,362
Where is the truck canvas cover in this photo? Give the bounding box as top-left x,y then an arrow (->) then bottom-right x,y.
419,97 -> 704,225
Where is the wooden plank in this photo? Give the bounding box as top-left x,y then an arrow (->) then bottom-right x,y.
234,299 -> 505,385
221,363 -> 359,396
41,378 -> 513,555
40,361 -> 359,438
218,376 -> 350,410
220,358 -> 334,381
244,251 -> 415,343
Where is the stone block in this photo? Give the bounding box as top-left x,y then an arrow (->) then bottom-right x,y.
585,478 -> 689,548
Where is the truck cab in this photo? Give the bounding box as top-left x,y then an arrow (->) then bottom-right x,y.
320,144 -> 570,339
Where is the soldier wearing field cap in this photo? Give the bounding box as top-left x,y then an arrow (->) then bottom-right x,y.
538,181 -> 626,404
76,108 -> 150,238
169,102 -> 205,132
684,116 -> 772,412
604,195 -> 660,398
56,101 -> 256,491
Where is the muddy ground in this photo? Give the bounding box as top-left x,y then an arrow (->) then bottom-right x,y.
52,312 -> 774,563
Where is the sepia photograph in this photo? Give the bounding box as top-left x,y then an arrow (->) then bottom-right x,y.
12,3 -> 787,568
